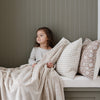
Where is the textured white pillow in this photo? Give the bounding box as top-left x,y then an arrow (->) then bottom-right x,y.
56,38 -> 82,79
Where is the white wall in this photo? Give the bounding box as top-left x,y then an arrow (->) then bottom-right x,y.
98,0 -> 100,39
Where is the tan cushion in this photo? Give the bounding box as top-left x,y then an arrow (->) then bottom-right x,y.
79,39 -> 100,79
82,38 -> 92,50
93,45 -> 100,79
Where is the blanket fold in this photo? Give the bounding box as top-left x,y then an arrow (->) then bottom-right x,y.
0,37 -> 69,100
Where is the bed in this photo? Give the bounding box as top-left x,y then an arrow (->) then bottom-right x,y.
61,75 -> 100,88
61,75 -> 100,100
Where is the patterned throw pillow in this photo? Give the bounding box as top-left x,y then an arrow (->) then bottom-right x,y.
82,38 -> 92,50
79,39 -> 100,79
56,38 -> 82,79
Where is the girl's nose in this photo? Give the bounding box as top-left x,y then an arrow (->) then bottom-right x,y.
37,37 -> 40,41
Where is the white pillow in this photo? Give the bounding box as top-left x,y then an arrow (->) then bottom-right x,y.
56,38 -> 82,79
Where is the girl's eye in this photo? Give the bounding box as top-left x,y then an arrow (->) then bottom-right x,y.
40,35 -> 43,36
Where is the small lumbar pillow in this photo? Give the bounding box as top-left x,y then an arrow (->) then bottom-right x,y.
79,38 -> 100,79
56,38 -> 82,79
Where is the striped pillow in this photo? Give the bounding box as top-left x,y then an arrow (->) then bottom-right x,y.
56,38 -> 82,79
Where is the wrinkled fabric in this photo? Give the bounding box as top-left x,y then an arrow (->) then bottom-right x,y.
0,38 -> 69,100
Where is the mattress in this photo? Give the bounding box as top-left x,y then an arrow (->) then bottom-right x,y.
60,75 -> 100,88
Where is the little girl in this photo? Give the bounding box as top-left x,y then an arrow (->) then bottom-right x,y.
28,27 -> 55,68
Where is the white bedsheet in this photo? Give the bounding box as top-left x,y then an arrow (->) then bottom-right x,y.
61,75 -> 100,88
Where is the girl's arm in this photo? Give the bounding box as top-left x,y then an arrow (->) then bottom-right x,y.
28,47 -> 37,66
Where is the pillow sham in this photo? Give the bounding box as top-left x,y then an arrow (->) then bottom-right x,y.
79,39 -> 100,79
56,38 -> 82,79
82,38 -> 92,50
94,47 -> 100,79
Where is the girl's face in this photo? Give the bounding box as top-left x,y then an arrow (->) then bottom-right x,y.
36,30 -> 48,45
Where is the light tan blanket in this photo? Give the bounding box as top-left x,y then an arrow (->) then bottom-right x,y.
0,38 -> 69,100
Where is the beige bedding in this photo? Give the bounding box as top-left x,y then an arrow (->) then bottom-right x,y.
0,38 -> 69,100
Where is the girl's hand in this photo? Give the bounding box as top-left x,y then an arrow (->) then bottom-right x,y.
47,62 -> 54,68
32,63 -> 37,67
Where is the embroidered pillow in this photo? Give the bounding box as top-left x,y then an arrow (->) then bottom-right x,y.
56,38 -> 82,79
94,47 -> 100,79
82,38 -> 92,50
79,39 -> 100,79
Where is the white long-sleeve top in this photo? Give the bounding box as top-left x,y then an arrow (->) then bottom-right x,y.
28,47 -> 51,65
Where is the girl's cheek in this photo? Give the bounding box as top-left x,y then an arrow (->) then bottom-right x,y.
36,38 -> 38,41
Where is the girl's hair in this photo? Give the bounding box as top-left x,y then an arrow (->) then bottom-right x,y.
35,27 -> 55,48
